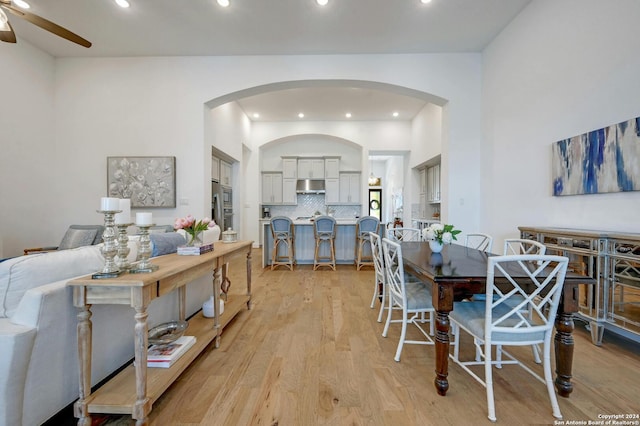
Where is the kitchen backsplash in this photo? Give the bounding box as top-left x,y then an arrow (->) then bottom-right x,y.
266,194 -> 362,218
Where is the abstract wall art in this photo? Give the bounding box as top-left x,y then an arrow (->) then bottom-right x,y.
552,116 -> 640,196
107,156 -> 176,207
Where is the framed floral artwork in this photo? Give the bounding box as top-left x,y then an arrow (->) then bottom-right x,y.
107,156 -> 176,208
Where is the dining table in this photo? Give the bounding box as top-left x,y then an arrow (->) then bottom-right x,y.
399,241 -> 595,398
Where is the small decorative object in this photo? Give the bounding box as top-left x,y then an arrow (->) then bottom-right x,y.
148,320 -> 189,345
93,198 -> 124,279
202,296 -> 225,318
107,156 -> 176,208
115,222 -> 133,270
422,223 -> 461,254
130,212 -> 159,273
174,215 -> 216,247
222,227 -> 237,243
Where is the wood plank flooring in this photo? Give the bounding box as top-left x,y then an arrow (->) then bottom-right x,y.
57,248 -> 640,425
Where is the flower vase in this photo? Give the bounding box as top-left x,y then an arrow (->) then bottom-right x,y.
186,231 -> 203,247
429,240 -> 444,253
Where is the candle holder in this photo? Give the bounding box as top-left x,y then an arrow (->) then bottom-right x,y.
130,223 -> 159,273
115,223 -> 133,271
92,210 -> 125,279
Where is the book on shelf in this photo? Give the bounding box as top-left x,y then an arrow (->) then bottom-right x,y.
177,243 -> 214,256
147,335 -> 196,368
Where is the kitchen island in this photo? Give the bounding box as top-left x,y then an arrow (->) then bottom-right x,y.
261,218 -> 383,268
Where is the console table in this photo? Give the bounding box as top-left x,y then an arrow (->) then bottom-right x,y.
68,240 -> 253,426
519,227 -> 640,345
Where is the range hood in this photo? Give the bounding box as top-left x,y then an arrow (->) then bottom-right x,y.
296,179 -> 325,194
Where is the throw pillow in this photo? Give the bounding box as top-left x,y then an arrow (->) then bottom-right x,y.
149,233 -> 186,257
58,228 -> 99,251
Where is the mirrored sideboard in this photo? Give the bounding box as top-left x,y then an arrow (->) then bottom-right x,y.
519,226 -> 640,346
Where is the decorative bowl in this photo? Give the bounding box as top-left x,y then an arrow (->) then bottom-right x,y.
221,228 -> 238,243
148,320 -> 188,345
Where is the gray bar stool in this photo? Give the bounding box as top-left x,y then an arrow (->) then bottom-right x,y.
313,215 -> 337,271
270,216 -> 295,271
355,216 -> 380,270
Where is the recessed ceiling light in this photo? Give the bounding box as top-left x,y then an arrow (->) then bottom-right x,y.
298,113 -> 305,118
345,113 -> 352,118
217,0 -> 230,7
421,0 -> 432,4
252,113 -> 260,119
115,0 -> 130,8
13,0 -> 30,9
393,112 -> 399,117
316,0 -> 329,6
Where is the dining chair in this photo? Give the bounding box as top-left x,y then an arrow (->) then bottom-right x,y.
504,238 -> 546,256
465,233 -> 493,253
475,238 -> 548,363
386,227 -> 422,242
381,238 -> 435,362
369,232 -> 424,323
449,254 -> 569,422
354,216 -> 380,270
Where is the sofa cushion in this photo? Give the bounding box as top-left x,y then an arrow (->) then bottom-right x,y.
0,245 -> 104,318
149,233 -> 186,257
58,228 -> 99,250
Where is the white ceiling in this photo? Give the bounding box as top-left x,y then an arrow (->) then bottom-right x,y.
4,0 -> 531,121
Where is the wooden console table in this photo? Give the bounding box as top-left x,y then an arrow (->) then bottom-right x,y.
68,240 -> 253,426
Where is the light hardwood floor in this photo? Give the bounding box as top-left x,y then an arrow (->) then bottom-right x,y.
57,248 -> 640,425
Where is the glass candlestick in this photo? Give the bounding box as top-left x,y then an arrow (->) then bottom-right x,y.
115,223 -> 133,271
92,209 -> 124,279
130,223 -> 159,273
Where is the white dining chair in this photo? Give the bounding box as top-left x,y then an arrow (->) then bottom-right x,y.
465,233 -> 493,253
386,227 -> 422,242
449,254 -> 569,422
381,238 -> 435,362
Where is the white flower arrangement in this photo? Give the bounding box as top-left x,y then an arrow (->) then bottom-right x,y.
422,223 -> 461,245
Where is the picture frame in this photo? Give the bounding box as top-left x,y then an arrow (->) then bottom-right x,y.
107,156 -> 176,208
552,116 -> 640,196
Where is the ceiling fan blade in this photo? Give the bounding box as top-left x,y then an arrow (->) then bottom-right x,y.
0,18 -> 17,43
3,4 -> 91,47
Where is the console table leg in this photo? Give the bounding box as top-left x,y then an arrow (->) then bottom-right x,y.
213,263 -> 222,348
246,248 -> 253,310
74,305 -> 92,426
554,311 -> 575,397
132,307 -> 151,424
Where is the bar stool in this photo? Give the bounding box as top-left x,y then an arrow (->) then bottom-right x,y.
270,216 -> 295,271
313,215 -> 337,271
354,216 -> 380,270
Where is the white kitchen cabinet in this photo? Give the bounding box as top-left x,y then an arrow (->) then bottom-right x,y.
282,157 -> 298,179
298,158 -> 325,179
262,173 -> 283,204
282,178 -> 297,204
419,168 -> 426,194
427,164 -> 440,203
211,156 -> 220,182
325,178 -> 340,204
221,161 -> 232,187
324,157 -> 340,179
339,173 -> 361,204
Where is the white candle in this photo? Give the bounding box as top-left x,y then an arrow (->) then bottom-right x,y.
114,199 -> 131,224
136,212 -> 153,225
100,197 -> 120,211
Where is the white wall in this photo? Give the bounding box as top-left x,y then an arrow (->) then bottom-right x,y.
0,40 -> 56,257
482,0 -> 640,247
0,53 -> 482,257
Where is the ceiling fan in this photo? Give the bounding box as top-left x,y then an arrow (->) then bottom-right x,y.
0,0 -> 91,47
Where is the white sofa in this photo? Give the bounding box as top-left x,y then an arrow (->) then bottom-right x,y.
0,227 -> 221,426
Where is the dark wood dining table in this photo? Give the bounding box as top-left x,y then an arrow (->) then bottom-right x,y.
400,241 -> 595,397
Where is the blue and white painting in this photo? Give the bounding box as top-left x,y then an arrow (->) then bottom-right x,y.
552,117 -> 640,196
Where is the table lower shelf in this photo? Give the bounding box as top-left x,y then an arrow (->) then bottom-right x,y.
83,294 -> 250,415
